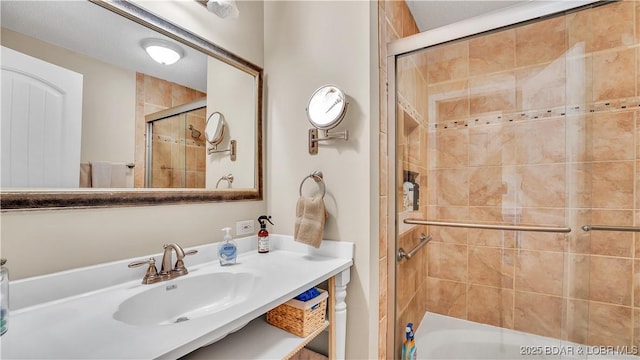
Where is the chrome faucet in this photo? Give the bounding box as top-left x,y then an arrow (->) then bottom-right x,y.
160,243 -> 189,278
128,243 -> 197,284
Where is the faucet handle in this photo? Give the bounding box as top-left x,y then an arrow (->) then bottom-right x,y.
128,257 -> 162,284
173,249 -> 198,277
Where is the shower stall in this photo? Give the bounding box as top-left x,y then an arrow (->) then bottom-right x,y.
387,1 -> 639,357
145,98 -> 207,188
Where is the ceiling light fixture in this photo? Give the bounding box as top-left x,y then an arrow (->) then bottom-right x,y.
141,39 -> 184,65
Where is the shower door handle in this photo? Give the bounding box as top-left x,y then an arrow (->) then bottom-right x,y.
582,225 -> 640,232
397,233 -> 432,262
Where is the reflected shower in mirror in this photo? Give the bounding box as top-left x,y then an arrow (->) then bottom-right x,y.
0,0 -> 263,209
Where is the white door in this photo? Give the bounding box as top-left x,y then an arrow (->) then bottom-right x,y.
1,46 -> 83,188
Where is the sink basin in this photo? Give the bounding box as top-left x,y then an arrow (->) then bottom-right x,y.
113,272 -> 257,326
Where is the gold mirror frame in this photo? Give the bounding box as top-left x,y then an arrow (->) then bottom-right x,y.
0,0 -> 263,211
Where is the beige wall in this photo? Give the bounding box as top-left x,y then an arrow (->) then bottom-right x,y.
1,2 -> 267,280
206,58 -> 256,189
263,2 -> 379,359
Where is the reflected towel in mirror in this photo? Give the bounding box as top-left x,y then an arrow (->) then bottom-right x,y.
90,162 -> 127,188
294,196 -> 328,248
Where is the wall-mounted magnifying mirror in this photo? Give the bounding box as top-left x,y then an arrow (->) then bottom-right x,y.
206,112 -> 237,161
306,84 -> 349,154
206,112 -> 227,146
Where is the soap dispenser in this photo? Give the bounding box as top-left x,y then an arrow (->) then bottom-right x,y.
257,215 -> 274,253
218,227 -> 237,266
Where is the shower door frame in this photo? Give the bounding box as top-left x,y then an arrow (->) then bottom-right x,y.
145,98 -> 207,187
384,0 -> 603,356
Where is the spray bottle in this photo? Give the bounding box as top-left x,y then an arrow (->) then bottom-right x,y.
257,215 -> 274,253
401,322 -> 416,360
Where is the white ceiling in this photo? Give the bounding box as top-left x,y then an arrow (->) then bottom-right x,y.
406,0 -> 530,32
1,1 -> 207,92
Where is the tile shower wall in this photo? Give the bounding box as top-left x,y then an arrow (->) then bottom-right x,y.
377,1 -> 421,358
134,73 -> 206,188
380,1 -> 640,357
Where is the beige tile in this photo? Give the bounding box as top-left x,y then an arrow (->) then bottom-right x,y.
468,285 -> 513,328
379,134 -> 388,196
385,0 -> 403,38
518,164 -> 566,208
592,111 -> 635,161
566,54 -> 593,108
516,250 -> 564,296
516,59 -> 567,112
434,168 -> 469,206
400,1 -> 418,38
469,72 -> 517,116
518,207 -> 568,252
430,225 -> 468,245
565,299 -> 589,344
589,209 -> 634,257
469,123 -> 516,167
590,2 -> 636,52
514,291 -> 563,339
434,128 -> 468,169
589,255 -> 632,306
144,75 -> 172,108
566,8 -> 593,53
635,309 -> 640,350
515,118 -> 566,165
592,161 -> 634,209
379,71 -> 388,134
426,277 -> 467,318
428,80 -> 469,122
636,259 -> 640,308
468,246 -> 514,288
428,242 -> 467,282
469,29 -> 515,76
592,48 -> 636,102
378,316 -> 387,360
516,16 -> 566,67
379,257 -> 388,320
567,254 -> 590,300
378,10 -> 388,73
588,301 -> 632,347
379,196 -> 388,255
469,166 -> 506,207
171,83 -> 196,107
426,41 -> 469,83
568,162 -> 592,209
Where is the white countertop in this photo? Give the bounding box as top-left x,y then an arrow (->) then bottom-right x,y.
0,235 -> 353,359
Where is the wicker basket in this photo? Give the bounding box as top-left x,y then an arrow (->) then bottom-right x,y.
267,288 -> 328,337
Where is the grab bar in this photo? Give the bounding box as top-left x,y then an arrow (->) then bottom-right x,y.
403,219 -> 571,233
397,233 -> 432,262
582,225 -> 640,232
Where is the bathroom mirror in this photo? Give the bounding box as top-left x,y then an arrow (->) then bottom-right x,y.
206,112 -> 227,147
306,85 -> 348,130
0,0 -> 263,209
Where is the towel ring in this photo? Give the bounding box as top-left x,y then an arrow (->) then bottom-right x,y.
299,171 -> 326,199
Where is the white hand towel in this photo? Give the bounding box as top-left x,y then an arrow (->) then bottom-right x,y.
90,162 -> 112,188
294,196 -> 327,248
110,163 -> 127,188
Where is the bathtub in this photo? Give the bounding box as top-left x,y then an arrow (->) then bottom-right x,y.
414,313 -> 639,359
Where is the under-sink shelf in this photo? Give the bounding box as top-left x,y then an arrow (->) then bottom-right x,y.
181,316 -> 330,360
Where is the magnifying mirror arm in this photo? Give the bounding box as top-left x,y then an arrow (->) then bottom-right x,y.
208,139 -> 237,161
308,128 -> 349,154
